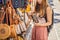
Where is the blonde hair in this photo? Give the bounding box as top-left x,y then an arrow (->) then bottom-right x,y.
35,0 -> 48,17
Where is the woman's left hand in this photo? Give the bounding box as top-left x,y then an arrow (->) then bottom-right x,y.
35,23 -> 41,26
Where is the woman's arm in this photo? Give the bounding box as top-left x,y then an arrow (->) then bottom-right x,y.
35,6 -> 53,27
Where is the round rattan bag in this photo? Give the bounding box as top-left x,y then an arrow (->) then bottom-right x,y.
0,24 -> 11,39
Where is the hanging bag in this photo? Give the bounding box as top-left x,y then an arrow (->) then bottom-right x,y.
45,6 -> 54,33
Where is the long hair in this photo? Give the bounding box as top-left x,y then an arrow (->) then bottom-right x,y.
35,0 -> 48,17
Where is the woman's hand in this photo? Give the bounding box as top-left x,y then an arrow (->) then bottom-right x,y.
35,23 -> 41,26
35,22 -> 52,27
34,6 -> 53,27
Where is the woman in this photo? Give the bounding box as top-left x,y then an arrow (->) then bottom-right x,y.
31,0 -> 53,40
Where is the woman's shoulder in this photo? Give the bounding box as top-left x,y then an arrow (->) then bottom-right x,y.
46,5 -> 52,14
46,5 -> 52,10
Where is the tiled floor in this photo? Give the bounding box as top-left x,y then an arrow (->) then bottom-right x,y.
48,0 -> 60,40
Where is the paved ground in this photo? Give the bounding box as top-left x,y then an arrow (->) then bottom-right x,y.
48,0 -> 60,40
